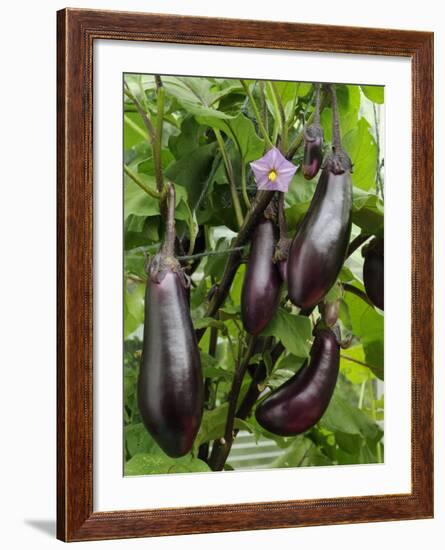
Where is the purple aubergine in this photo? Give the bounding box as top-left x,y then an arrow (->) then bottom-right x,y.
302,123 -> 324,180
255,328 -> 340,436
138,267 -> 203,458
287,152 -> 352,310
363,237 -> 384,310
241,219 -> 282,335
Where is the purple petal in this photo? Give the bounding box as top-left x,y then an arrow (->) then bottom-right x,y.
256,173 -> 272,190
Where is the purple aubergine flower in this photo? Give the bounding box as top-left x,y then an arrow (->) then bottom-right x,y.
249,147 -> 297,192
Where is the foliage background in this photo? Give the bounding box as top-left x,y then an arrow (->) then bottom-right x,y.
123,75 -> 385,475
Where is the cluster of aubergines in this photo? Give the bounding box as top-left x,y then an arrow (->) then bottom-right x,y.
242,89 -> 384,437
137,85 -> 384,459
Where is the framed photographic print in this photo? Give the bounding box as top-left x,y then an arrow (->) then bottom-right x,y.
57,8 -> 434,542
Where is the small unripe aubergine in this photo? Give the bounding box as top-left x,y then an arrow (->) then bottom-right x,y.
287,152 -> 352,310
302,123 -> 324,180
241,219 -> 282,335
138,266 -> 203,458
255,328 -> 340,436
363,237 -> 384,310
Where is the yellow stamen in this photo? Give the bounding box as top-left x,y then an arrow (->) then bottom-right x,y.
268,169 -> 277,182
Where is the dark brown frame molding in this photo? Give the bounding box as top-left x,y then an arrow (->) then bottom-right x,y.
57,8 -> 434,542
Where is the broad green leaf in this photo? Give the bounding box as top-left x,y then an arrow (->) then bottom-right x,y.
352,187 -> 384,235
320,84 -> 361,142
197,113 -> 264,163
124,177 -> 160,218
124,280 -> 145,338
361,85 -> 385,104
321,393 -> 382,443
194,404 -> 229,448
262,309 -> 312,359
125,452 -> 210,476
343,118 -> 378,191
125,423 -> 156,458
340,345 -> 374,384
165,143 -> 217,210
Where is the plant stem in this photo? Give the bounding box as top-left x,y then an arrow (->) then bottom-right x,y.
196,190 -> 274,342
123,82 -> 156,142
259,80 -> 269,135
123,165 -> 161,199
347,233 -> 371,257
341,353 -> 377,370
214,128 -> 244,228
270,81 -> 287,151
240,162 -> 251,209
278,193 -> 287,238
208,335 -> 258,471
160,183 -> 176,257
314,83 -> 321,125
198,324 -> 219,462
240,79 -> 274,149
286,89 -> 328,160
343,283 -> 374,307
124,114 -> 148,141
373,102 -> 385,200
177,246 -> 247,262
153,75 -> 165,194
330,84 -> 342,150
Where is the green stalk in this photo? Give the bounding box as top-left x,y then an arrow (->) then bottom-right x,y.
124,165 -> 161,200
214,128 -> 243,228
240,162 -> 251,209
124,114 -> 148,141
240,80 -> 274,149
269,82 -> 287,151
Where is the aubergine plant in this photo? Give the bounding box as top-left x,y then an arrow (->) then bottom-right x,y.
123,75 -> 385,475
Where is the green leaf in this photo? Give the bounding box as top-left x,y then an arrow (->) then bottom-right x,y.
352,187 -> 384,235
321,393 -> 382,443
124,177 -> 160,218
343,118 -> 378,191
165,143 -> 217,210
163,76 -> 234,119
262,309 -> 312,359
345,292 -> 384,379
125,423 -> 157,458
194,404 -> 229,448
124,280 -> 145,338
197,113 -> 264,163
125,452 -> 210,476
320,84 -> 361,142
361,85 -> 384,104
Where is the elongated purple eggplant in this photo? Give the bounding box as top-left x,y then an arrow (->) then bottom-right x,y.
302,123 -> 324,180
287,150 -> 352,310
302,84 -> 324,180
363,237 -> 384,310
241,218 -> 281,335
138,185 -> 203,458
255,327 -> 340,436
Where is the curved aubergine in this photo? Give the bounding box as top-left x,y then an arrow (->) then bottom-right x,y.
363,237 -> 384,310
255,328 -> 340,436
241,219 -> 282,335
287,151 -> 352,310
302,123 -> 324,180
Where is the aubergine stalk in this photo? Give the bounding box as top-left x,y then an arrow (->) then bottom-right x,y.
241,216 -> 282,335
362,236 -> 384,310
302,83 -> 324,180
255,327 -> 340,436
138,183 -> 203,458
273,193 -> 291,283
287,84 -> 352,310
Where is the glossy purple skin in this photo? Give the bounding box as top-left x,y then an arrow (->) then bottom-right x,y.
363,238 -> 384,310
255,328 -> 340,436
303,124 -> 324,180
241,219 -> 282,335
138,269 -> 203,457
277,259 -> 288,283
287,168 -> 352,310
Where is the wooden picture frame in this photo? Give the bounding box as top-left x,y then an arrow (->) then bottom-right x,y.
57,8 -> 434,542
